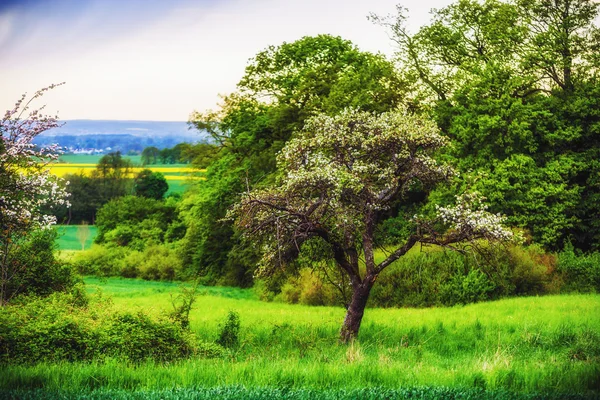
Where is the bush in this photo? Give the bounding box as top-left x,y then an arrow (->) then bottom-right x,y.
275,268 -> 340,306
71,244 -> 183,281
558,246 -> 600,293
71,245 -> 127,276
508,245 -> 555,295
101,312 -> 195,362
266,245 -> 567,309
0,291 -> 199,364
216,311 -> 240,349
439,269 -> 496,305
4,229 -> 79,302
138,245 -> 183,281
0,291 -> 98,363
370,245 -> 563,307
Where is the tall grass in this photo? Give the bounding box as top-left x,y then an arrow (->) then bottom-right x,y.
1,278 -> 598,396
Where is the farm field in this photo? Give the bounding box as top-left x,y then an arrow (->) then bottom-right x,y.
54,225 -> 98,251
2,277 -> 598,399
59,154 -> 144,164
50,154 -> 205,195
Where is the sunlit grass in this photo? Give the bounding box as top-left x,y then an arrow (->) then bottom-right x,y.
2,278 -> 598,396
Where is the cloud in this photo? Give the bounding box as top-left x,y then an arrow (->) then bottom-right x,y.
0,0 -> 454,120
0,0 -> 224,65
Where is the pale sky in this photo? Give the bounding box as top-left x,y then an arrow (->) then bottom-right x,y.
0,0 -> 454,121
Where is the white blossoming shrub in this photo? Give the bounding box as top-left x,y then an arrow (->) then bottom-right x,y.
0,85 -> 71,305
435,193 -> 514,241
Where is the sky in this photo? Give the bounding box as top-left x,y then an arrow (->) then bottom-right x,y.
0,0 -> 455,121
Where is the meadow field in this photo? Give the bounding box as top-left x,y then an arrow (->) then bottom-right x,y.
1,277 -> 598,399
54,225 -> 98,251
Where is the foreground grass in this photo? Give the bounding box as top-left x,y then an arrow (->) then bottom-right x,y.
1,278 -> 598,397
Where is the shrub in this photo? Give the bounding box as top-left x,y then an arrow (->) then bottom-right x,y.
368,245 -> 562,308
216,311 -> 240,349
0,291 -> 199,364
71,244 -> 183,281
0,291 -> 98,363
71,245 -> 126,276
275,268 -> 339,306
439,269 -> 496,305
508,245 -> 554,295
557,246 -> 600,293
138,245 -> 183,281
101,312 -> 195,362
5,229 -> 79,302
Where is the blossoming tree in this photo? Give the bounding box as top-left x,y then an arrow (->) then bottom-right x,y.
0,85 -> 69,305
232,109 -> 512,342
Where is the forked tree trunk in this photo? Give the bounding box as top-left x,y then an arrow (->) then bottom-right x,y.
340,278 -> 375,343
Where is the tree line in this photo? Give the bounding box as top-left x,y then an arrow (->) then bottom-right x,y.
140,143 -> 218,167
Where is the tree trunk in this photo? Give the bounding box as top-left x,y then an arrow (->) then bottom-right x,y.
340,278 -> 374,343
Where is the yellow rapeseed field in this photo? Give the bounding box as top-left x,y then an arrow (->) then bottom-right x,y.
45,164 -> 206,181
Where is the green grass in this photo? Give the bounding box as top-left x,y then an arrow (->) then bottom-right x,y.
59,154 -> 143,165
165,180 -> 190,195
2,386 -> 594,400
1,277 -> 598,397
59,154 -> 191,169
55,225 -> 98,251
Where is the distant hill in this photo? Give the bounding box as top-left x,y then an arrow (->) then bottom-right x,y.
34,120 -> 209,153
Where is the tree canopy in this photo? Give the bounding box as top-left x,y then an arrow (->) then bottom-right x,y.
232,109 -> 512,341
181,35 -> 406,286
375,0 -> 600,250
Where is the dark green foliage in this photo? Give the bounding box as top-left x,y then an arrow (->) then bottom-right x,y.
141,146 -> 160,165
216,311 -> 240,349
95,195 -> 183,249
382,0 -> 600,251
3,229 -> 79,302
133,169 -> 168,200
51,153 -> 134,224
557,246 -> 600,293
0,292 -> 198,364
51,173 -> 102,224
93,152 -> 133,201
102,312 -> 195,362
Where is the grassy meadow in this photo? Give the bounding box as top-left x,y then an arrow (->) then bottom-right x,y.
54,225 -> 98,251
2,277 -> 598,398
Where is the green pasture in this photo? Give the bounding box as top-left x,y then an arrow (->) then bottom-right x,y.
59,154 -> 191,168
2,277 -> 598,397
59,154 -> 143,165
54,225 -> 98,251
165,180 -> 190,195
